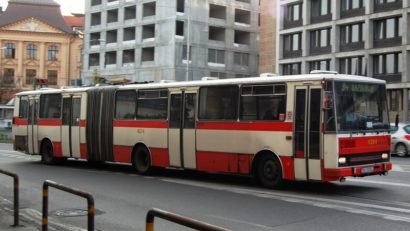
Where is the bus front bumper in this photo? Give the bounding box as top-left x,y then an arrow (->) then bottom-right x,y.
323,162 -> 392,182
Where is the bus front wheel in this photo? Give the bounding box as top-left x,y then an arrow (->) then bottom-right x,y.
256,154 -> 283,188
132,146 -> 152,175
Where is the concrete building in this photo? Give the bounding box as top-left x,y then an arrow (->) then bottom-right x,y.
278,0 -> 410,121
82,0 -> 260,84
0,0 -> 83,103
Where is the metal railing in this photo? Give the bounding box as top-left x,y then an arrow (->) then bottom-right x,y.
42,180 -> 94,231
145,208 -> 231,231
0,169 -> 19,226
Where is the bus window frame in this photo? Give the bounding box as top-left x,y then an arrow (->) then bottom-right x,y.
136,89 -> 169,120
39,93 -> 62,120
198,85 -> 240,121
114,90 -> 137,120
18,96 -> 29,119
239,83 -> 287,122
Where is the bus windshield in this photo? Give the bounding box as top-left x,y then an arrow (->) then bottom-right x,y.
334,81 -> 389,132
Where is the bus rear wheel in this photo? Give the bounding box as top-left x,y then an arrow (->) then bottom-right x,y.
41,140 -> 55,164
256,154 -> 283,189
132,146 -> 152,175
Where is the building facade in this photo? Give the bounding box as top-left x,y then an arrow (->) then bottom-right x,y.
278,0 -> 410,121
0,0 -> 83,103
259,0 -> 277,74
82,0 -> 260,84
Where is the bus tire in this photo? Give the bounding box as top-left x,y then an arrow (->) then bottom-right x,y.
132,146 -> 152,175
256,154 -> 283,189
40,140 -> 56,164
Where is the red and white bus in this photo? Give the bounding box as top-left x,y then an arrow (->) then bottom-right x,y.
12,73 -> 392,188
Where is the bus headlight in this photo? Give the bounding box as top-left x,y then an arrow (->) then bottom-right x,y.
338,157 -> 347,164
381,153 -> 389,159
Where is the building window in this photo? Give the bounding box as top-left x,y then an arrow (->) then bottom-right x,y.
143,2 -> 156,17
89,53 -> 100,67
209,4 -> 226,20
209,26 -> 225,42
234,52 -> 249,67
124,6 -> 136,20
282,63 -> 301,75
311,0 -> 331,17
182,45 -> 191,61
389,89 -> 401,111
210,72 -> 227,79
374,17 -> 402,40
91,0 -> 101,6
48,45 -> 58,61
341,0 -> 363,10
284,3 -> 302,24
176,21 -> 184,36
123,27 -> 136,41
309,60 -> 330,72
4,43 -> 15,59
373,53 -> 402,75
123,49 -> 135,64
142,24 -> 155,40
234,30 -> 250,45
91,12 -> 101,26
142,47 -> 155,62
3,68 -> 14,84
374,0 -> 402,12
107,9 -> 118,23
235,9 -> 250,24
25,69 -> 36,85
339,56 -> 365,75
283,33 -> 301,52
47,70 -> 58,85
177,0 -> 185,13
310,28 -> 331,54
27,44 -> 37,60
105,51 -> 117,66
106,30 -> 118,44
90,32 -> 101,45
208,49 -> 225,64
341,23 -> 363,44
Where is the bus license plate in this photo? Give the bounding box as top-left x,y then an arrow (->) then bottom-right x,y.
361,167 -> 374,174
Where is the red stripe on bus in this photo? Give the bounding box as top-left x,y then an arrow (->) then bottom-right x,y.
196,121 -> 293,131
150,148 -> 169,168
279,156 -> 294,180
80,143 -> 87,159
80,120 -> 86,127
295,150 -> 304,158
196,151 -> 251,174
339,136 -> 390,155
113,145 -> 132,163
322,162 -> 392,182
37,119 -> 62,126
52,141 -> 62,157
113,120 -> 168,128
13,117 -> 28,125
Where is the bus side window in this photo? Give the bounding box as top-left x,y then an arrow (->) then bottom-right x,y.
39,94 -> 62,119
19,96 -> 29,118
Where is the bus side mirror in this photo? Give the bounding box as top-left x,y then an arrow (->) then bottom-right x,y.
323,91 -> 333,110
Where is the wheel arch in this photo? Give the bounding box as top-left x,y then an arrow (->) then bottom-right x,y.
251,149 -> 283,178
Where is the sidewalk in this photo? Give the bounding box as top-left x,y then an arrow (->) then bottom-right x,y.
0,209 -> 38,231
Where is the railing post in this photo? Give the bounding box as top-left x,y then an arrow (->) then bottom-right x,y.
145,208 -> 231,231
0,169 -> 19,227
42,180 -> 94,231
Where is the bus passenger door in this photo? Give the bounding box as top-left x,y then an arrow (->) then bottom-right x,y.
61,96 -> 81,158
169,90 -> 197,169
27,98 -> 38,154
294,86 -> 322,181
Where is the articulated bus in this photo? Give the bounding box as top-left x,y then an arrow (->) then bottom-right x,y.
12,73 -> 392,188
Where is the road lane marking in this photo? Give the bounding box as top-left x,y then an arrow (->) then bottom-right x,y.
347,178 -> 410,188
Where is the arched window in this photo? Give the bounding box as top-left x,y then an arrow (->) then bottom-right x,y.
4,43 -> 16,59
27,44 -> 37,59
48,45 -> 58,61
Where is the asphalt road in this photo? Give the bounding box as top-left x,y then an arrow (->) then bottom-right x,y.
1,143 -> 410,231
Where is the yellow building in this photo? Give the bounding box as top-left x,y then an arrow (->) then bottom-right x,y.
0,0 -> 83,103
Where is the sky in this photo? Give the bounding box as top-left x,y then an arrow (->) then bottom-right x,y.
0,0 -> 85,15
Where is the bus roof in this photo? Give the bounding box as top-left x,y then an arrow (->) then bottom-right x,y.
15,74 -> 386,96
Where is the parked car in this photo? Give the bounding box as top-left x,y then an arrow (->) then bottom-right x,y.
390,123 -> 410,157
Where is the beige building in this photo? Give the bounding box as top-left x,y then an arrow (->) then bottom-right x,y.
0,0 -> 83,103
259,0 -> 277,74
